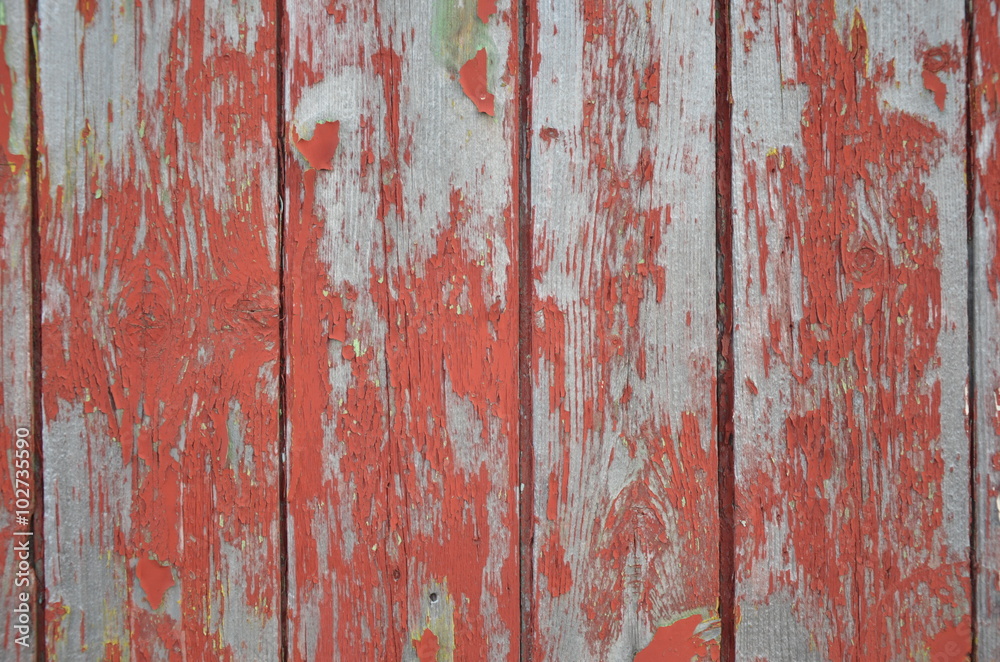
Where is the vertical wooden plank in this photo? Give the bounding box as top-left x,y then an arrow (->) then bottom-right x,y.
38,1 -> 281,658
0,0 -> 35,658
283,2 -> 520,660
732,1 -> 970,659
528,0 -> 720,658
973,1 -> 1000,656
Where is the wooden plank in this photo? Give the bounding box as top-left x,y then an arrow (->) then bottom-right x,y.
731,1 -> 970,658
0,0 -> 36,658
527,0 -> 720,658
283,2 -> 521,659
37,1 -> 281,658
972,2 -> 1000,657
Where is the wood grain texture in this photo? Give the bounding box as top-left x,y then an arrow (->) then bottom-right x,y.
37,1 -> 281,658
282,2 -> 520,659
731,1 -> 971,659
0,0 -> 35,658
527,1 -> 720,659
972,1 -> 1000,657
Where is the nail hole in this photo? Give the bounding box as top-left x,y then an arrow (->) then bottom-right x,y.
429,592 -> 438,603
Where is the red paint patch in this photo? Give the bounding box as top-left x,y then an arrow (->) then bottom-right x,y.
477,0 -> 497,23
103,642 -> 123,662
136,557 -> 174,610
413,628 -> 440,662
0,25 -> 25,172
634,615 -> 721,662
921,44 -> 961,112
924,617 -> 971,661
77,0 -> 97,24
635,62 -> 661,128
539,533 -> 572,597
294,121 -> 341,170
922,70 -> 947,111
459,49 -> 495,116
326,1 -> 346,23
539,126 -> 559,143
45,601 -> 70,649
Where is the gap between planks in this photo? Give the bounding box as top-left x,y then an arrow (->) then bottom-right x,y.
965,0 -> 979,659
276,0 -> 290,660
517,0 -> 536,659
715,0 -> 736,659
27,0 -> 46,659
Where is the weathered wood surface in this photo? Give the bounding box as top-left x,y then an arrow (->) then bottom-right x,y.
527,0 -> 720,659
4,1 -> 999,659
731,0 -> 971,659
38,1 -> 282,658
282,2 -> 521,659
0,0 -> 35,658
973,1 -> 1000,657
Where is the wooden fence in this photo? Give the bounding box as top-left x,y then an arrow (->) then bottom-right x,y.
0,0 -> 997,660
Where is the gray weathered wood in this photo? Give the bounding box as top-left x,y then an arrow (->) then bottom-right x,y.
38,1 -> 282,657
528,0 -> 720,658
732,1 -> 971,658
0,0 -> 35,658
282,2 -> 521,659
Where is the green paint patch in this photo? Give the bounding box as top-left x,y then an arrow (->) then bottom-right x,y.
431,0 -> 494,74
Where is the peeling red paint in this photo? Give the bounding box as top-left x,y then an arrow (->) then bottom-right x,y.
0,24 -> 25,171
634,62 -> 660,128
530,0 -> 719,657
44,601 -> 69,650
294,121 -> 341,170
103,642 -> 123,662
924,617 -> 971,661
477,0 -> 497,23
22,0 -> 985,659
285,4 -> 521,659
922,69 -> 947,111
975,8 -> 1000,299
460,49 -> 495,116
325,1 -> 346,23
634,615 -> 721,662
286,173 -> 520,660
136,558 -> 174,611
973,0 -> 1000,655
413,628 -> 440,662
77,0 -> 97,24
538,533 -> 572,597
736,2 -> 969,658
922,45 -> 961,112
538,126 -> 558,143
0,6 -> 33,659
39,1 -> 282,657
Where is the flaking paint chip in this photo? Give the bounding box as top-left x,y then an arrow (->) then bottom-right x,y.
136,557 -> 174,611
294,121 -> 341,170
477,0 -> 497,22
459,49 -> 495,116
